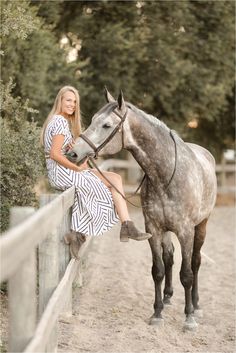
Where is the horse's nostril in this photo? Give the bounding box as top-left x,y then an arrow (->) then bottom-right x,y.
70,152 -> 77,158
66,151 -> 78,160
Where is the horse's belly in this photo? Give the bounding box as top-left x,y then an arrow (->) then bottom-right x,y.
142,172 -> 217,229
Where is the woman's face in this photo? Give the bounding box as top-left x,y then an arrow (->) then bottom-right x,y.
61,91 -> 76,117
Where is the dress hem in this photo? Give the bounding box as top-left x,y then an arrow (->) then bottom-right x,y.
70,218 -> 119,237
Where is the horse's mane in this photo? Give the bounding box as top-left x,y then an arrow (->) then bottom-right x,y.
126,102 -> 169,132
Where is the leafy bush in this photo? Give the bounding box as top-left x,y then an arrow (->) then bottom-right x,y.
0,80 -> 45,232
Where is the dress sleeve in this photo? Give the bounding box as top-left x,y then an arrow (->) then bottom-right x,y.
51,115 -> 69,136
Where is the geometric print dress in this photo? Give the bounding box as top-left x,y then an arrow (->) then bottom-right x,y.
44,114 -> 119,236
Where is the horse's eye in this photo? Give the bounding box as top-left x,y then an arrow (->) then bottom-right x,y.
102,123 -> 111,129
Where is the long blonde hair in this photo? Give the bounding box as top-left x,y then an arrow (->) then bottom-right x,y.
40,86 -> 82,146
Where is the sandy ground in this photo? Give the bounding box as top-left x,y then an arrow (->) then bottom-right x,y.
58,206 -> 236,353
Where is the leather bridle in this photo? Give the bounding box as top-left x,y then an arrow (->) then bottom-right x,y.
77,104 -> 178,208
80,105 -> 128,159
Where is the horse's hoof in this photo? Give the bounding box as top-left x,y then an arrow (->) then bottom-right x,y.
183,316 -> 198,331
149,315 -> 164,327
194,309 -> 203,318
163,297 -> 172,305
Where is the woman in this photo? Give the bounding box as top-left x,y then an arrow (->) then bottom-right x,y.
41,86 -> 151,258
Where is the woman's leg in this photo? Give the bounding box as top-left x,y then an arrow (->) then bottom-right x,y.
91,170 -> 131,222
90,170 -> 152,241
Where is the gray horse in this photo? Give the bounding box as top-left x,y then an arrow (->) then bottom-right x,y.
67,90 -> 217,330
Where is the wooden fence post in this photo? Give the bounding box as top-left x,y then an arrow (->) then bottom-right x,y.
8,207 -> 36,353
38,193 -> 73,352
58,207 -> 72,317
38,194 -> 60,353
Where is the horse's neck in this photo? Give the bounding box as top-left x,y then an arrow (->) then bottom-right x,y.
125,112 -> 176,185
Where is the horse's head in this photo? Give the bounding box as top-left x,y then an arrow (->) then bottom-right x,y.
66,88 -> 127,165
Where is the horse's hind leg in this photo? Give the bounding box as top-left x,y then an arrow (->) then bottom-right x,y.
162,232 -> 174,305
192,218 -> 207,317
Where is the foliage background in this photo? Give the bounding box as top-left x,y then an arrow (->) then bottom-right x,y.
1,0 -> 235,231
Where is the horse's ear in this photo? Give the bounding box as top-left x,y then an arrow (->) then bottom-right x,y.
104,86 -> 116,103
117,90 -> 125,110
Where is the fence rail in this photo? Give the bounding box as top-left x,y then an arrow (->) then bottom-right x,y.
102,158 -> 235,192
0,187 -> 75,282
0,185 -> 93,352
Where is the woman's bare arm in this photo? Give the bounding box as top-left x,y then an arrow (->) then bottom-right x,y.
50,135 -> 88,172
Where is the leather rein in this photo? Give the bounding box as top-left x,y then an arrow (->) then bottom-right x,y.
79,105 -> 177,208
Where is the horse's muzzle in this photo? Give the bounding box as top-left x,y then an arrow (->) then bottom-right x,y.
65,151 -> 78,163
65,151 -> 96,165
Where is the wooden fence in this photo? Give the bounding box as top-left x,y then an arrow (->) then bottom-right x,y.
215,163 -> 235,192
0,186 -> 93,353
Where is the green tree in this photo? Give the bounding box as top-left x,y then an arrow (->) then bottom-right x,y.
134,1 -> 235,156
1,0 -> 39,43
0,80 -> 45,232
2,0 -> 77,124
54,0 -> 235,157
0,1 -> 45,231
52,1 -> 146,122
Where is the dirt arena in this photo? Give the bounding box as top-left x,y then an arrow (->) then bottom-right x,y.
58,205 -> 236,353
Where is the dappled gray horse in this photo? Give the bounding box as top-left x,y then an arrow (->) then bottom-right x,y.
67,90 -> 217,330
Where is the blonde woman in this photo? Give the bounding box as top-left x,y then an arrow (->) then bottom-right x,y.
41,86 -> 151,258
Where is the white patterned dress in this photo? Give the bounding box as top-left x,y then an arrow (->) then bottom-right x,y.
44,114 -> 119,236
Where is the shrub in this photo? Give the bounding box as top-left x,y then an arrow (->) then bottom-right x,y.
0,80 -> 45,232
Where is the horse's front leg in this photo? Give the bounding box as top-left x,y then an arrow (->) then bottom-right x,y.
147,226 -> 165,326
178,227 -> 198,331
